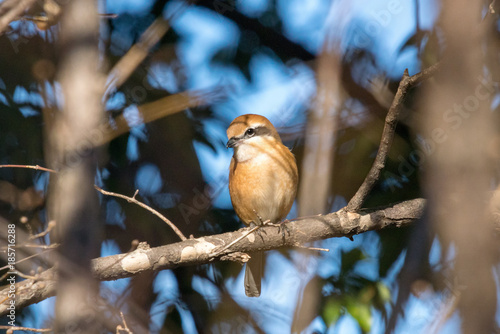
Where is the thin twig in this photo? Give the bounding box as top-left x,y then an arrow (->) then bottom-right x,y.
0,221 -> 56,250
116,311 -> 133,334
0,248 -> 55,271
490,0 -> 497,13
0,325 -> 52,333
94,185 -> 187,241
16,271 -> 37,280
429,293 -> 460,334
346,63 -> 441,212
29,221 -> 56,240
12,243 -> 59,249
0,242 -> 58,251
293,244 -> 330,252
0,270 -> 11,282
0,164 -> 57,173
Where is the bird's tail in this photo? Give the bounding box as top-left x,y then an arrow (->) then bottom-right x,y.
244,251 -> 263,297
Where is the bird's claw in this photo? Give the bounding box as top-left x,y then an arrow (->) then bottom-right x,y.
256,227 -> 267,240
272,220 -> 291,241
249,219 -> 270,241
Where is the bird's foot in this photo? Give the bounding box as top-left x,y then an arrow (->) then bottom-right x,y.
249,219 -> 270,240
252,210 -> 272,239
267,220 -> 291,241
252,210 -> 266,225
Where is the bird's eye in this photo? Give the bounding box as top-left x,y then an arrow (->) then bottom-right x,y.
245,128 -> 255,137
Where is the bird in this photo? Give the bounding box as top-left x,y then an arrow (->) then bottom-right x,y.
226,114 -> 298,297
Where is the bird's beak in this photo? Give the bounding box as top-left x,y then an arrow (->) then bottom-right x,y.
226,137 -> 239,149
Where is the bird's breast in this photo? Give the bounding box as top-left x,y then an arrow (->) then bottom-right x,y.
229,143 -> 298,225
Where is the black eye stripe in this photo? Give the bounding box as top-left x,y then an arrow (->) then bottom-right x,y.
244,126 -> 270,138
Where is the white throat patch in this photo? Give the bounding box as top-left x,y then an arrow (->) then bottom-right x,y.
233,136 -> 274,162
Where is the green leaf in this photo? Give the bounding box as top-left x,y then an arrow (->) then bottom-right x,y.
346,298 -> 372,333
322,297 -> 342,326
376,282 -> 391,303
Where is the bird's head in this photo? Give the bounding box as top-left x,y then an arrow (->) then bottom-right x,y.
226,114 -> 283,162
226,114 -> 281,148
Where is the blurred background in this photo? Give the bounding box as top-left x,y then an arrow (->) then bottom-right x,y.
0,0 -> 497,333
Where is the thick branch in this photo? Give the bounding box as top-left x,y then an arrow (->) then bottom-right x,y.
346,63 -> 440,212
0,198 -> 425,316
105,3 -> 188,97
105,18 -> 171,96
0,267 -> 58,316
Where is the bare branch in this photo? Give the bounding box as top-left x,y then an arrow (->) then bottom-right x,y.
489,0 -> 497,13
105,18 -> 170,95
0,165 -> 58,174
100,88 -> 225,145
28,221 -> 56,240
116,312 -> 133,334
94,186 -> 187,241
104,4 -> 188,97
0,249 -> 55,271
346,63 -> 441,212
0,326 -> 52,333
0,198 -> 425,315
0,267 -> 58,316
0,166 -> 188,241
293,244 -> 330,252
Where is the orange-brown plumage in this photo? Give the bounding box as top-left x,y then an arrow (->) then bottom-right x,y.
226,114 -> 298,297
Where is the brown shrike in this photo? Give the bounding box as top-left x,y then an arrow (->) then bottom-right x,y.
226,114 -> 298,297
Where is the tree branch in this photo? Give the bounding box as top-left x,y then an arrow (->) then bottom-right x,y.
0,325 -> 52,333
196,0 -> 315,62
94,185 -> 187,241
0,0 -> 38,34
104,3 -> 189,98
0,164 -> 57,174
0,198 -> 425,316
346,63 -> 441,212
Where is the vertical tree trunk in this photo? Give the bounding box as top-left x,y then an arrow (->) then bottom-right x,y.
48,0 -> 104,331
298,35 -> 343,217
419,1 -> 498,333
